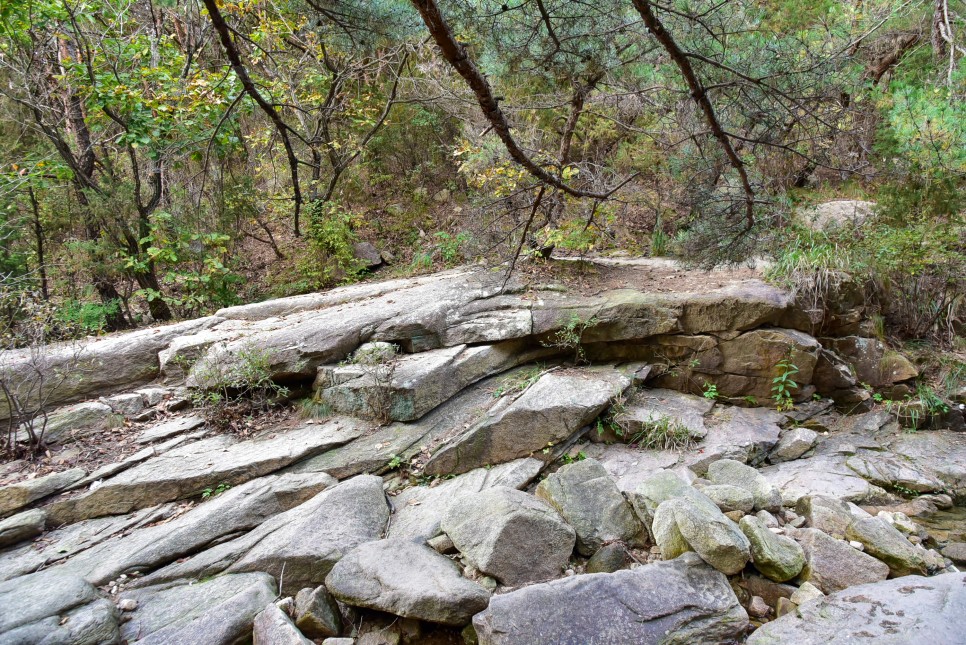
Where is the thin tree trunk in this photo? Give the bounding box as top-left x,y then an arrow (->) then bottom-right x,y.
27,187 -> 49,301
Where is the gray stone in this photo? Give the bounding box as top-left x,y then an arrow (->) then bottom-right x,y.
0,571 -> 118,644
759,454 -> 882,506
701,484 -> 755,513
846,453 -> 944,494
795,495 -> 855,539
441,486 -> 575,585
769,427 -> 818,463
707,459 -> 782,512
747,595 -> 770,618
792,527 -> 889,593
0,508 -> 45,547
286,422 -> 428,479
326,539 -> 491,626
942,542 -> 966,565
47,420 -> 364,524
139,475 -> 388,589
686,406 -> 783,474
739,516 -> 805,582
845,516 -> 927,577
755,510 -> 779,528
748,572 -> 966,644
653,497 -> 751,575
135,415 -> 205,444
627,469 -> 693,526
799,200 -> 874,230
535,458 -> 646,556
603,388 -> 713,442
585,543 -> 629,574
388,458 -> 543,542
253,603 -> 313,645
120,573 -> 276,645
0,468 -> 85,518
353,241 -> 384,268
56,472 -> 337,585
424,367 -> 631,476
294,586 -> 342,639
322,640 -> 355,645
315,340 -> 546,422
26,401 -> 114,445
104,392 -> 145,416
473,553 -> 749,645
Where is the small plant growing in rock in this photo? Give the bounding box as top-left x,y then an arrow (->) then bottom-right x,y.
201,482 -> 231,499
771,358 -> 799,411
350,342 -> 399,425
702,382 -> 720,400
628,415 -> 698,451
492,364 -> 549,398
542,314 -> 597,364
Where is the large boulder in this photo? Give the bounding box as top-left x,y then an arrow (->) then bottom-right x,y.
0,571 -> 120,644
795,494 -> 857,539
706,459 -> 782,512
56,472 -> 337,585
792,527 -> 889,593
0,508 -> 46,547
325,539 -> 490,626
473,553 -> 749,645
748,572 -> 966,644
119,573 -> 276,644
739,516 -> 805,582
440,487 -> 575,585
845,516 -> 928,577
535,458 -> 646,556
768,427 -> 818,463
652,496 -> 751,575
137,475 -> 389,589
424,367 -> 631,476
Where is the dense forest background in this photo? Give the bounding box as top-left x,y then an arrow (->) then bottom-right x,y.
0,0 -> 963,347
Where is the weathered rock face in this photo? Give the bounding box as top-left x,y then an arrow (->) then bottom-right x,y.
534,458 -> 646,556
119,573 -> 276,644
799,200 -> 875,231
652,496 -> 751,575
424,367 -> 631,476
326,539 -> 491,626
440,486 -> 575,585
0,467 -> 86,518
768,427 -> 818,463
139,475 -> 388,589
47,420 -> 364,524
253,604 -> 313,645
0,508 -> 45,547
0,571 -> 120,644
845,516 -> 928,577
792,527 -> 890,593
293,586 -> 342,639
748,572 -> 966,644
707,459 -> 783,513
473,553 -> 749,645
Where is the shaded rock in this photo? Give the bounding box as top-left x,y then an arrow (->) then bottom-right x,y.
796,494 -> 856,539
707,459 -> 781,512
653,495 -> 751,575
701,484 -> 755,513
253,603 -> 313,645
747,595 -> 770,618
473,553 -> 749,645
103,392 -> 145,417
535,458 -> 646,556
877,430 -> 966,499
440,486 -> 575,585
25,401 -> 114,445
326,539 -> 490,626
353,241 -> 384,268
598,388 -> 713,443
424,367 -> 631,476
120,573 -> 276,644
0,467 -> 85,518
713,329 -> 820,400
736,573 -> 796,609
941,542 -> 966,565
0,508 -> 45,547
845,516 -> 927,577
799,200 -> 874,230
846,453 -> 944,494
57,472 -> 337,585
47,420 -> 364,524
388,458 -> 543,542
585,543 -> 629,574
748,572 -> 966,644
0,571 -> 119,644
769,427 -> 818,463
811,349 -> 857,393
139,475 -> 388,589
686,406 -> 783,474
294,586 -> 342,639
792,527 -> 889,593
739,515 -> 805,582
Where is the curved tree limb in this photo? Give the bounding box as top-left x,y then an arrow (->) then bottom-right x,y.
631,0 -> 755,230
201,0 -> 304,236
